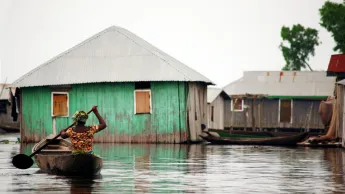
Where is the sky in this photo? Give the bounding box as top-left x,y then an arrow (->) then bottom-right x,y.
0,0 -> 342,88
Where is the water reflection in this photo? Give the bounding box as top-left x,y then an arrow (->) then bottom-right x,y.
323,148 -> 345,194
0,134 -> 344,193
67,175 -> 100,194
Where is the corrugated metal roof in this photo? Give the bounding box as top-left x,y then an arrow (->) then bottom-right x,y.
337,79 -> 345,85
207,87 -> 222,103
12,26 -> 214,88
223,71 -> 335,97
0,84 -> 10,100
207,87 -> 230,103
327,54 -> 345,73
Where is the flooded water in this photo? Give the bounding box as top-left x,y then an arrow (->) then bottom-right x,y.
1,133 -> 345,193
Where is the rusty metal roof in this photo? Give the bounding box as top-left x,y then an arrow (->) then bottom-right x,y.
327,54 -> 345,73
223,71 -> 335,97
12,26 -> 214,87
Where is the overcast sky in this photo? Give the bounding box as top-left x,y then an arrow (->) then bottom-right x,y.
0,0 -> 342,87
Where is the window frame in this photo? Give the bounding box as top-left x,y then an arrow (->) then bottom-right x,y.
211,106 -> 214,122
231,98 -> 244,112
278,99 -> 293,123
134,89 -> 152,115
51,92 -> 69,117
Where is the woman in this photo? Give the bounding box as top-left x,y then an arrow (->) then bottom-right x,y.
60,106 -> 107,154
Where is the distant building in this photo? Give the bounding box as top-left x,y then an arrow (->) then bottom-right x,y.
207,87 -> 230,130
223,71 -> 335,133
0,84 -> 20,132
11,26 -> 214,143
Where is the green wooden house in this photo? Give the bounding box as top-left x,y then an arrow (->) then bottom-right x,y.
12,26 -> 213,143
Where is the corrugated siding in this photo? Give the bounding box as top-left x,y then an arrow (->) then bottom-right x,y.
260,99 -> 279,128
292,100 -> 323,129
224,98 -> 324,130
21,82 -> 188,143
207,95 -> 224,130
21,87 -> 53,142
187,83 -> 207,142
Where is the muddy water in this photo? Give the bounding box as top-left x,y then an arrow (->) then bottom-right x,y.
1,133 -> 345,193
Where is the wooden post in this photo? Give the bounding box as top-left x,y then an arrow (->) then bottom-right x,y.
258,99 -> 262,131
230,99 -> 234,130
252,98 -> 255,131
53,117 -> 56,135
336,85 -> 343,139
243,100 -> 247,131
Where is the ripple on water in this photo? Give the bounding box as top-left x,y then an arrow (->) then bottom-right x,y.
0,134 -> 345,193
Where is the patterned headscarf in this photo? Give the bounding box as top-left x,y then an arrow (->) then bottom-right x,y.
72,110 -> 88,123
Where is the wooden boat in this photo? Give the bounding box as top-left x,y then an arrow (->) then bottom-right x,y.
32,134 -> 103,176
200,131 -> 309,146
209,129 -> 312,138
0,124 -> 20,133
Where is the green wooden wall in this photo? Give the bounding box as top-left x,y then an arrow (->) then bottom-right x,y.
21,82 -> 188,143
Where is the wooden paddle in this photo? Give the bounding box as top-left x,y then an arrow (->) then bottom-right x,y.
12,108 -> 94,169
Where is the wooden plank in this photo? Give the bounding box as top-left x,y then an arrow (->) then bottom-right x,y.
135,91 -> 150,114
280,100 -> 291,123
53,94 -> 68,116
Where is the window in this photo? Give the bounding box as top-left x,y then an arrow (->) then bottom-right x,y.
0,100 -> 7,114
134,82 -> 151,114
231,98 -> 244,111
211,106 -> 214,122
51,92 -> 69,117
279,99 -> 292,123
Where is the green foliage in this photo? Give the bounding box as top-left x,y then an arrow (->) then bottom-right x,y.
279,24 -> 320,71
319,0 -> 345,53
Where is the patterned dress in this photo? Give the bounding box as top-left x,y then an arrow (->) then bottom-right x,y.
65,125 -> 100,153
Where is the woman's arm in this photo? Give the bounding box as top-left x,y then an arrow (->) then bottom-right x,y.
92,106 -> 107,131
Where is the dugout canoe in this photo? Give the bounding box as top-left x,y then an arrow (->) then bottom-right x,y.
200,131 -> 308,146
207,129 -> 309,138
32,134 -> 103,176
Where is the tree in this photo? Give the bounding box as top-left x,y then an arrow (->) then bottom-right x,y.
279,24 -> 320,71
319,0 -> 345,53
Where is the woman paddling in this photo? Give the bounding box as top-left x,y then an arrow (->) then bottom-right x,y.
60,106 -> 107,154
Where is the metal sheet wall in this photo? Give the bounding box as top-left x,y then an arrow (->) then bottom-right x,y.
21,87 -> 53,142
224,98 -> 324,130
186,82 -> 207,142
292,100 -> 323,129
21,82 -> 188,143
207,94 -> 225,130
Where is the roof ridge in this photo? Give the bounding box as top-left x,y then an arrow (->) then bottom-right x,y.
12,26 -> 114,85
113,27 -> 193,81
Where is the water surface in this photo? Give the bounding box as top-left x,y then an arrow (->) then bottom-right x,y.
1,133 -> 345,193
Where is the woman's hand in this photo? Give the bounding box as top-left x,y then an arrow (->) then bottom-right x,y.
92,106 -> 98,112
59,129 -> 68,139
59,129 -> 66,135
